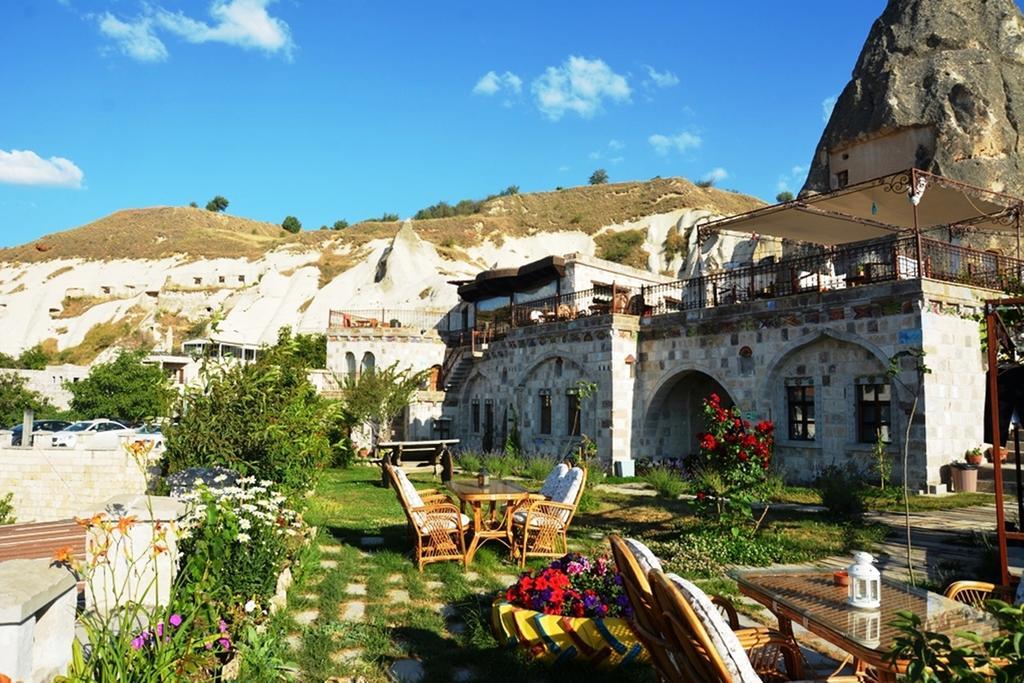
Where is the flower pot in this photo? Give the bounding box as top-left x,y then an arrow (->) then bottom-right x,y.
491,599 -> 647,666
966,453 -> 983,466
833,570 -> 850,587
951,464 -> 979,493
986,447 -> 1006,464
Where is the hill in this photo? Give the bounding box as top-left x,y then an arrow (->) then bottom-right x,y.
0,178 -> 763,263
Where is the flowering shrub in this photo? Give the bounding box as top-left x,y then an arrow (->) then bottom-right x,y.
177,476 -> 306,608
692,393 -> 775,526
504,553 -> 631,619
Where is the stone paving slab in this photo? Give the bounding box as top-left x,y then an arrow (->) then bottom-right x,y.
320,558 -> 338,569
346,583 -> 367,596
387,589 -> 411,603
389,658 -> 425,683
361,536 -> 385,547
341,601 -> 366,622
293,608 -> 319,626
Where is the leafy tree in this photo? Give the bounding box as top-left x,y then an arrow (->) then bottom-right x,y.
332,219 -> 349,230
776,191 -> 794,203
276,326 -> 326,369
501,185 -> 519,196
589,169 -> 609,185
281,216 -> 302,233
0,353 -> 17,369
0,372 -> 54,427
338,362 -> 429,450
189,201 -> 198,208
377,213 -> 400,222
319,225 -> 328,231
17,344 -> 49,370
205,195 -> 229,213
67,350 -> 174,423
164,336 -> 337,491
696,178 -> 715,188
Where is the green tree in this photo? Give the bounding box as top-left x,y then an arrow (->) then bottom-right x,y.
17,344 -> 49,370
281,215 -> 302,233
164,337 -> 336,491
776,191 -> 794,203
376,212 -> 400,222
0,372 -> 53,427
67,350 -> 174,422
589,168 -> 609,185
339,362 -> 429,450
501,185 -> 519,195
189,201 -> 198,208
276,326 -> 326,369
205,195 -> 229,213
0,353 -> 17,369
332,219 -> 349,230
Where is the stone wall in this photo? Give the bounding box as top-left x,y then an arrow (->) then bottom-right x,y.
0,440 -> 154,522
6,365 -> 89,411
326,326 -> 446,382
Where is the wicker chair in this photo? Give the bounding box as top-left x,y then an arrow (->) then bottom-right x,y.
648,569 -> 862,683
385,464 -> 468,571
943,580 -> 1015,608
508,466 -> 587,567
610,535 -> 807,683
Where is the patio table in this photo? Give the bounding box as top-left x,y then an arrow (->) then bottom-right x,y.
448,479 -> 529,565
732,568 -> 1002,681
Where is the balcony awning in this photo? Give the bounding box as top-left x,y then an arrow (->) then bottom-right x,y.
701,169 -> 1023,246
454,255 -> 566,301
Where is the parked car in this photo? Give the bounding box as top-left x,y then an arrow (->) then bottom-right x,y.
8,420 -> 72,446
129,423 -> 166,451
51,420 -> 131,448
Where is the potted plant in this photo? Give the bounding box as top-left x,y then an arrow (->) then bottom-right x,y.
966,447 -> 984,466
950,459 -> 980,493
985,445 -> 1006,464
492,553 -> 646,667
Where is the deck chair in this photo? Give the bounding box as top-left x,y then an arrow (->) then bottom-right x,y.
648,570 -> 862,683
610,535 -> 800,683
508,465 -> 586,567
385,463 -> 468,571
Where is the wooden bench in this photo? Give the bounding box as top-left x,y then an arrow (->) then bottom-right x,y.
375,439 -> 460,486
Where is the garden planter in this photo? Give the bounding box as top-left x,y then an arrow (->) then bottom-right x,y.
950,464 -> 979,493
491,599 -> 647,667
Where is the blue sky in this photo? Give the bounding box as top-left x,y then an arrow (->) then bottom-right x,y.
0,1 -> 953,246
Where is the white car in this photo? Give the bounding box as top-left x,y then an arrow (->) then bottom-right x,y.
51,420 -> 131,448
128,424 -> 166,451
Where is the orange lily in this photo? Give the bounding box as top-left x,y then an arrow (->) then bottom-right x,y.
116,515 -> 138,535
52,546 -> 73,565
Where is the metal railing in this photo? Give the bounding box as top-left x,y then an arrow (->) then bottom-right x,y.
328,308 -> 450,331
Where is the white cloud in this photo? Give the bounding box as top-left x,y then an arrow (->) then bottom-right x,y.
776,164 -> 808,193
0,149 -> 84,188
643,65 -> 679,89
156,0 -> 294,58
648,131 -> 701,156
532,56 -> 631,120
589,139 -> 627,160
822,95 -> 838,123
472,70 -> 522,96
98,13 -> 168,62
608,139 -> 625,151
703,167 -> 728,184
609,156 -> 625,165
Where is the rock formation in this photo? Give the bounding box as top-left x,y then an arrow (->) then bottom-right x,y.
803,0 -> 1024,197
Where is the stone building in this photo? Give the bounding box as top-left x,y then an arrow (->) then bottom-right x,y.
327,170 -> 1023,489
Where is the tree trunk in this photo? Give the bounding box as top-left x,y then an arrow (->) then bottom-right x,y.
903,395 -> 919,587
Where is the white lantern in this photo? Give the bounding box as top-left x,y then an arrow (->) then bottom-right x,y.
847,551 -> 881,610
847,609 -> 881,648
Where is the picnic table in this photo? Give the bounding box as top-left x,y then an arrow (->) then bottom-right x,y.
375,439 -> 459,486
448,479 -> 529,564
732,568 -> 1002,681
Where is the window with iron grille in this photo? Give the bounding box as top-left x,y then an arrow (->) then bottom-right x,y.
858,383 -> 891,443
471,400 -> 480,433
566,392 -> 581,436
786,384 -> 815,441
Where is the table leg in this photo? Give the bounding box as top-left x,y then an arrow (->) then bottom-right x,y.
775,615 -> 800,677
464,503 -> 484,565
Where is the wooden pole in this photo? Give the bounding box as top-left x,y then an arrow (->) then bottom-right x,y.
987,303 -> 1011,587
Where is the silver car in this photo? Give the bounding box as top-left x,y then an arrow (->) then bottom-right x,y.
51,419 -> 131,448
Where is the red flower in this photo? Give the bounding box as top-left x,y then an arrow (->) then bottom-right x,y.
700,433 -> 717,450
696,491 -> 706,501
708,393 -> 720,406
755,420 -> 774,434
738,451 -> 749,462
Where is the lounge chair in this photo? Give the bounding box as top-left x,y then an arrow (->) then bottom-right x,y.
648,569 -> 861,683
385,463 -> 469,571
508,465 -> 586,567
611,535 -> 803,682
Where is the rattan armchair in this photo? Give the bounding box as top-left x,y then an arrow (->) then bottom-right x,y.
385,464 -> 468,571
648,569 -> 862,683
508,466 -> 587,567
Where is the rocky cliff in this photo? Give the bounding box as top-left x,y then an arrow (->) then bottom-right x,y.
803,0 -> 1024,196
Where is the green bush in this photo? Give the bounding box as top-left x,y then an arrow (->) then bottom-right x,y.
595,229 -> 648,270
816,463 -> 867,521
0,372 -> 53,427
457,452 -> 483,474
482,453 -> 519,478
0,492 -> 14,524
521,455 -> 558,481
653,529 -> 790,578
643,466 -> 685,498
68,349 -> 174,422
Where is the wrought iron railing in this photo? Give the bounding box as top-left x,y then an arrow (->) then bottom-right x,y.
328,308 -> 450,331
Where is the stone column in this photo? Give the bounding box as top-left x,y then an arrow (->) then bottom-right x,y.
0,558 -> 77,682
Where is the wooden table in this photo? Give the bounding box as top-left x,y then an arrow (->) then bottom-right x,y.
448,479 -> 529,564
733,569 -> 1001,681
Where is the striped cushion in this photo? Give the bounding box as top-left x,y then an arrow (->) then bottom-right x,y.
539,463 -> 569,498
624,537 -> 662,577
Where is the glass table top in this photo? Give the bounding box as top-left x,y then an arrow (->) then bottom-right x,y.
731,568 -> 1002,654
448,479 -> 529,499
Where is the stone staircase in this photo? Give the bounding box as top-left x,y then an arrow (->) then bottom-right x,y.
441,347 -> 480,406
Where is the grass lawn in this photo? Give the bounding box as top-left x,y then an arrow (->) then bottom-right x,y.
275,465 -> 939,682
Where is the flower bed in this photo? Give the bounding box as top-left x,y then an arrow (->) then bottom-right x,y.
491,553 -> 646,666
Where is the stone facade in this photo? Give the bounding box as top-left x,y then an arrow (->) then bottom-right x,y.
447,277 -> 992,488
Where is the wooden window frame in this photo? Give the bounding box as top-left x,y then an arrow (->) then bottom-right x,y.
786,384 -> 816,441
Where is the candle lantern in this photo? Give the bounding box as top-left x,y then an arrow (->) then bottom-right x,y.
477,467 -> 490,487
847,551 -> 881,610
846,609 -> 881,648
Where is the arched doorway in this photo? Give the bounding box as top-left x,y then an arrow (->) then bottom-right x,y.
644,370 -> 734,460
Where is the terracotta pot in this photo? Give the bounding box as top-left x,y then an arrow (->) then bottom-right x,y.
987,447 -> 1006,463
833,571 -> 850,587
966,453 -> 983,466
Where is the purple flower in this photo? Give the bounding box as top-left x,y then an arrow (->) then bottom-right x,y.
583,594 -> 601,610
156,622 -> 164,638
218,619 -> 229,633
130,635 -> 146,650
169,613 -> 183,628
218,637 -> 231,651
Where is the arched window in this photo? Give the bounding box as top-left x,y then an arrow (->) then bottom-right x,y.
361,351 -> 376,375
345,352 -> 356,379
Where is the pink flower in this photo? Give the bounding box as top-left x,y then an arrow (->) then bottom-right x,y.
169,613 -> 182,628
